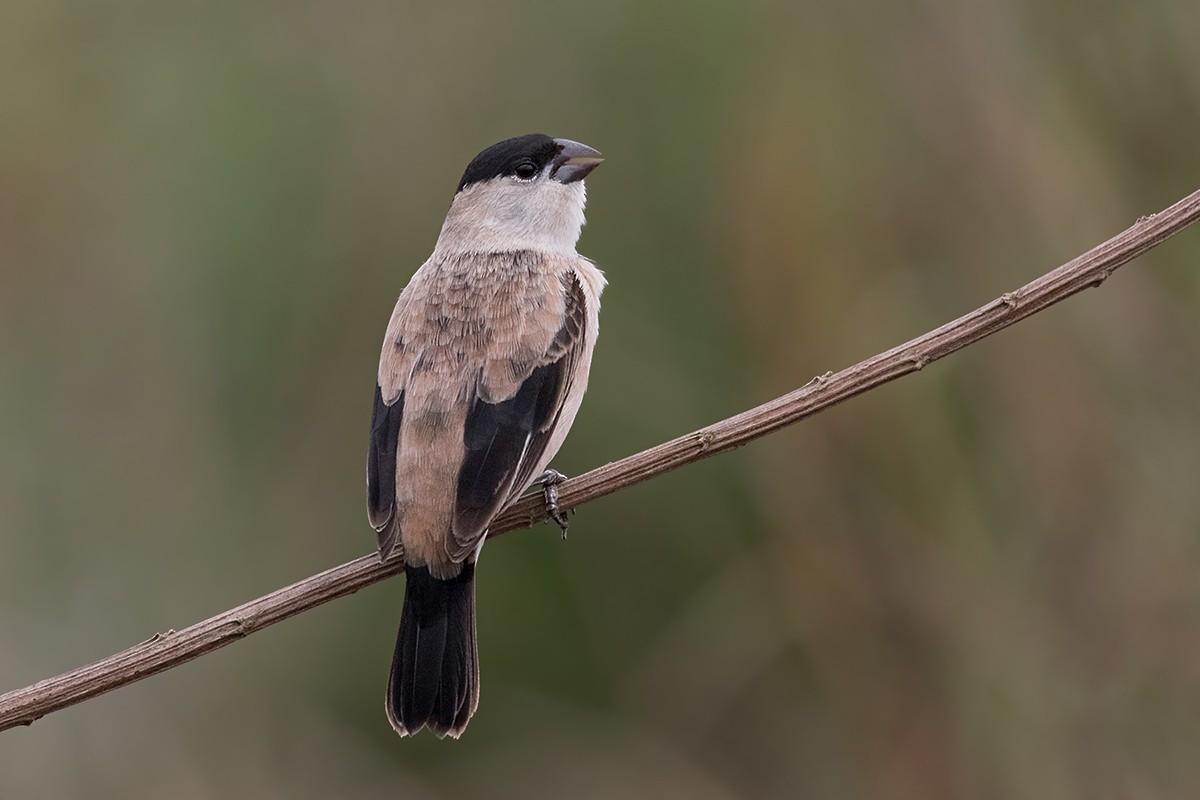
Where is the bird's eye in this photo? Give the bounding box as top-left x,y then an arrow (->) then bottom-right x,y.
513,162 -> 538,180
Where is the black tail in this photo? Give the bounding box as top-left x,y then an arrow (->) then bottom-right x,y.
386,563 -> 479,738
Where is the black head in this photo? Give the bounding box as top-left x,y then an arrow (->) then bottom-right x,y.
456,134 -> 602,193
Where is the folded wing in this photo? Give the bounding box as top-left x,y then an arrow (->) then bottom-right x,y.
451,272 -> 587,558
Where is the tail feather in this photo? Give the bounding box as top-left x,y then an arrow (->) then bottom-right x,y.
386,563 -> 478,738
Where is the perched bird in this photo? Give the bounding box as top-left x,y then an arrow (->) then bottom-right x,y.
366,134 -> 606,738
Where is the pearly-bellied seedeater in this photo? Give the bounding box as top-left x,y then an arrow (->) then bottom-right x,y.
366,134 -> 605,738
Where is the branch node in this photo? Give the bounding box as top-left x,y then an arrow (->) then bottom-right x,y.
1091,269 -> 1112,288
999,291 -> 1020,309
693,430 -> 717,452
221,618 -> 250,639
139,631 -> 171,646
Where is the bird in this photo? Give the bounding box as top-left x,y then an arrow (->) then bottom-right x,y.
366,134 -> 606,738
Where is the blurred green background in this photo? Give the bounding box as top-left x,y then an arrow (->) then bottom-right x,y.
3,1 -> 1200,797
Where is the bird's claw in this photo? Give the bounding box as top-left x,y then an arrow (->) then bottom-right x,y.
536,469 -> 571,539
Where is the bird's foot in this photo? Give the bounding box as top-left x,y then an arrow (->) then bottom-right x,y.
536,469 -> 571,539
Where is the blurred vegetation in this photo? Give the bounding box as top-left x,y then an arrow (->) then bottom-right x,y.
3,1 -> 1200,798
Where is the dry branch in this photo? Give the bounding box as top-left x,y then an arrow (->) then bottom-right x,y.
3,187 -> 1200,732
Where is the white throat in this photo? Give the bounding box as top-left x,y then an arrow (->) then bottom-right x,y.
432,178 -> 588,257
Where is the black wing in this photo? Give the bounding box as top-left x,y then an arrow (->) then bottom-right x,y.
367,385 -> 405,555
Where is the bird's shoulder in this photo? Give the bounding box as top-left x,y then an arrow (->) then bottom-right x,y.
378,251 -> 591,403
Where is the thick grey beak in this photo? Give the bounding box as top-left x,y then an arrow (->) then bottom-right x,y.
550,138 -> 604,184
